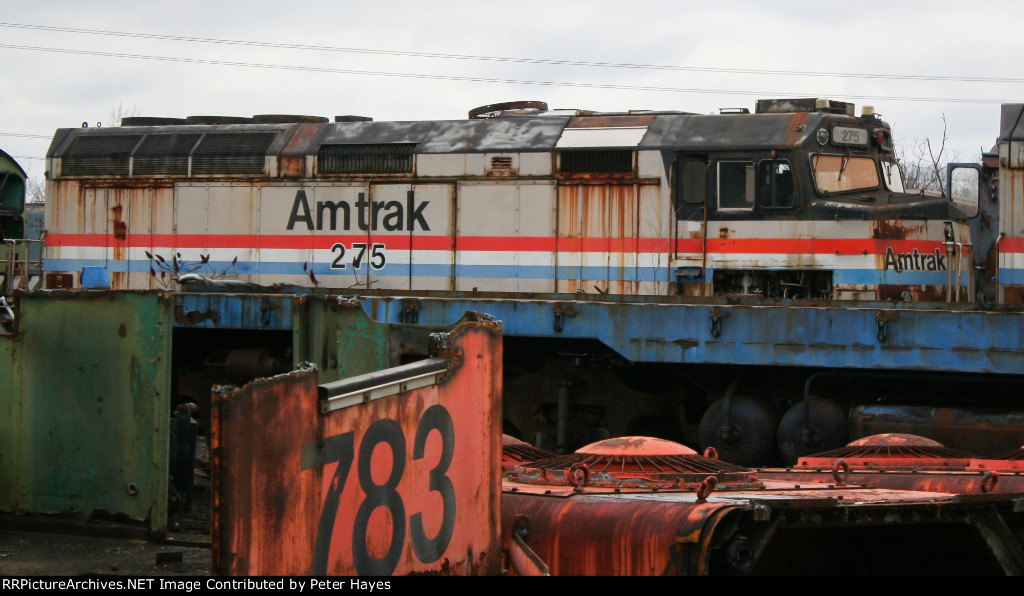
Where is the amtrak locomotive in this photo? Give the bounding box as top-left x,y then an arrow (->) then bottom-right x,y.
41,98 -> 974,300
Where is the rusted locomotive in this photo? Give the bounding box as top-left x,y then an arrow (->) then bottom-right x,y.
30,98 -> 1024,467
42,98 -> 970,299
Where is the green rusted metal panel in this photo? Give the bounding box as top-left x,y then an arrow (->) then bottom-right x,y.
293,295 -> 392,384
0,291 -> 172,536
293,295 -> 483,384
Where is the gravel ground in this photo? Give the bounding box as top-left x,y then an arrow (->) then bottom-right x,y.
0,526 -> 212,576
0,438 -> 214,577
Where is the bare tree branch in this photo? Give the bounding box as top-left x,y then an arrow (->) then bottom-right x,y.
26,176 -> 45,203
896,113 -> 959,195
108,101 -> 140,127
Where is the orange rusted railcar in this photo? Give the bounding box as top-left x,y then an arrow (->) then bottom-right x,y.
211,319 -> 503,576
501,436 -> 1024,575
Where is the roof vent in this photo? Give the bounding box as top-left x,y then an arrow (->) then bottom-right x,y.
185,116 -> 255,125
755,98 -> 855,115
468,100 -> 548,119
120,117 -> 187,126
510,436 -> 759,490
969,445 -> 1024,472
252,114 -> 329,124
796,433 -> 973,470
502,435 -> 556,472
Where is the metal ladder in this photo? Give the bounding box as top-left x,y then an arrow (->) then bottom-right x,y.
0,238 -> 44,327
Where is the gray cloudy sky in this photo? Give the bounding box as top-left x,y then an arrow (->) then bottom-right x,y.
2,1 -> 1021,182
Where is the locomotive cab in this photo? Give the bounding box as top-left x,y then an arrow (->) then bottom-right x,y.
670,98 -> 975,302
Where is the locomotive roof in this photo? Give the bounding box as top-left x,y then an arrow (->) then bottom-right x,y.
1000,103 -> 1024,141
0,148 -> 26,179
47,109 -> 862,162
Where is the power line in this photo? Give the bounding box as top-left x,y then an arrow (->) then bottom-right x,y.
0,43 -> 1014,105
0,133 -> 52,139
1,21 -> 1022,85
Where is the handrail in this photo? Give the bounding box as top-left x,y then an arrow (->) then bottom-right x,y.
1,238 -> 45,299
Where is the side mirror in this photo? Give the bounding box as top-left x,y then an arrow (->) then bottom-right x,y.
946,164 -> 980,218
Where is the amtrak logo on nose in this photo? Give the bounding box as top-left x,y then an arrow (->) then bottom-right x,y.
883,247 -> 947,272
287,189 -> 430,231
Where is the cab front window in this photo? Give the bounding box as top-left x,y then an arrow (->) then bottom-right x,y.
880,160 -> 905,192
811,154 -> 880,194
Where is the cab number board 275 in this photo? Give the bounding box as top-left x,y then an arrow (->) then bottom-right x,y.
301,405 -> 456,575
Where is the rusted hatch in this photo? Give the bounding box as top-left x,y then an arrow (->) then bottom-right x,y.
510,435 -> 760,490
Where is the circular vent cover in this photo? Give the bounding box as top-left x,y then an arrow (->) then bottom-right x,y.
797,433 -> 973,469
969,445 -> 1024,472
979,445 -> 1024,461
501,435 -> 556,471
511,436 -> 759,490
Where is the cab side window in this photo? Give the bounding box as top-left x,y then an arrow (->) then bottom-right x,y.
717,161 -> 754,210
757,160 -> 795,209
674,157 -> 707,220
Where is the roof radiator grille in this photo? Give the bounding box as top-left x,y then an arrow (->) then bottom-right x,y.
317,143 -> 417,174
61,134 -> 142,176
191,132 -> 277,175
133,133 -> 202,176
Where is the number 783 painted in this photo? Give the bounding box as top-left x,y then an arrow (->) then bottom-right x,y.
301,405 -> 456,576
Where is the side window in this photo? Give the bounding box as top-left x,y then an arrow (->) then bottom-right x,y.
717,161 -> 754,210
757,160 -> 795,209
674,157 -> 707,220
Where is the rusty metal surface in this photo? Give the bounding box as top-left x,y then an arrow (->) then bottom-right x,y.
758,468 -> 1024,495
501,490 -> 735,575
760,432 -> 1024,495
0,291 -> 172,536
212,320 -> 503,576
851,405 -> 1024,455
510,436 -> 759,490
500,474 -> 1024,575
499,435 -> 1024,575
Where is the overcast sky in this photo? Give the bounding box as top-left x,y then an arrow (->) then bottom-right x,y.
2,1 -> 1021,183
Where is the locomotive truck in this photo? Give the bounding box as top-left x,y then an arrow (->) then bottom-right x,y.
22,98 -> 1024,467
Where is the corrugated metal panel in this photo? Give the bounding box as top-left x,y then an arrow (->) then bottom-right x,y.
191,132 -> 276,175
0,292 -> 172,535
61,134 -> 142,176
212,320 -> 503,576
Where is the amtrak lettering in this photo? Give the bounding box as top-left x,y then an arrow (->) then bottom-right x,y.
287,189 -> 430,231
883,247 -> 947,272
